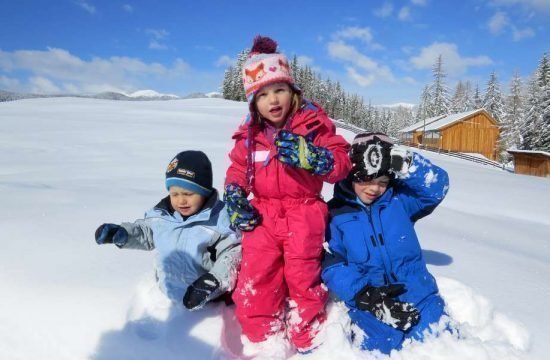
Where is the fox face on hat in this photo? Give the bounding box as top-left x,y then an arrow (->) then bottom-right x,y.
165,150 -> 213,197
241,35 -> 300,104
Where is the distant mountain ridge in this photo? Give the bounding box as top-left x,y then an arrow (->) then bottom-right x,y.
0,89 -> 223,103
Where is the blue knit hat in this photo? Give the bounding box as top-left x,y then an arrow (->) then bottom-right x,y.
165,151 -> 213,197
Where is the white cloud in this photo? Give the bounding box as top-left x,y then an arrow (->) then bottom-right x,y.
0,75 -> 21,90
398,6 -> 412,21
0,48 -> 190,94
334,27 -> 374,43
146,29 -> 169,40
122,4 -> 133,13
296,55 -> 313,67
491,0 -> 550,12
215,55 -> 234,67
149,40 -> 168,50
346,67 -> 376,87
402,76 -> 418,85
145,29 -> 170,51
29,76 -> 61,94
374,2 -> 394,17
76,1 -> 96,14
488,11 -> 509,34
410,42 -> 493,76
512,26 -> 535,41
411,0 -> 427,6
333,26 -> 384,50
328,41 -> 395,87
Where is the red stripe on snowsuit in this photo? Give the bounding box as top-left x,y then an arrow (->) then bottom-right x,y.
225,102 -> 351,349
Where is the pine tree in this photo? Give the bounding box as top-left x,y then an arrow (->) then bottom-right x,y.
450,81 -> 467,114
502,73 -> 524,152
537,53 -> 550,150
473,84 -> 483,109
222,66 -> 234,100
430,55 -> 451,117
417,85 -> 432,120
483,72 -> 506,123
522,74 -> 542,150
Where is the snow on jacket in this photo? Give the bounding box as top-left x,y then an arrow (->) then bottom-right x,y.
225,101 -> 351,198
322,152 -> 449,308
119,190 -> 241,303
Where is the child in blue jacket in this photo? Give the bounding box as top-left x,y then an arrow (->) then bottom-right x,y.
321,132 -> 450,354
95,150 -> 241,310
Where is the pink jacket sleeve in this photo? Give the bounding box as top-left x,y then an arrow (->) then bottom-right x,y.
225,137 -> 249,190
313,118 -> 352,184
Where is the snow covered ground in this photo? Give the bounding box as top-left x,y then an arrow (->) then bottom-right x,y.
1,97 -> 549,359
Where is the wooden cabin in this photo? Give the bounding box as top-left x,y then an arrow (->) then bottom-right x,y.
398,109 -> 500,160
507,150 -> 550,178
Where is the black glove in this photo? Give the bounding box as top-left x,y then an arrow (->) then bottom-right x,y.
183,273 -> 221,310
354,284 -> 420,331
389,147 -> 412,177
350,135 -> 393,181
95,223 -> 128,247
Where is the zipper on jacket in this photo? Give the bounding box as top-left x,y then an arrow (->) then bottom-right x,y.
365,207 -> 393,284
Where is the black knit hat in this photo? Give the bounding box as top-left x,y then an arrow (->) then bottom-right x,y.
350,132 -> 395,182
165,150 -> 213,196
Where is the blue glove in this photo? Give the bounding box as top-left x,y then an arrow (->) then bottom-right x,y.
275,130 -> 334,176
223,184 -> 261,231
95,223 -> 128,247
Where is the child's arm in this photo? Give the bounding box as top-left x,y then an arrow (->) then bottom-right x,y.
225,138 -> 249,190
208,233 -> 241,293
394,152 -> 450,222
207,210 -> 242,292
117,218 -> 155,250
321,223 -> 371,304
312,120 -> 352,184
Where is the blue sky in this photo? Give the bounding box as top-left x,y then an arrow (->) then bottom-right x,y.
0,0 -> 548,104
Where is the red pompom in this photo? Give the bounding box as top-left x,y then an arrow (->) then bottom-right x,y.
250,35 -> 278,54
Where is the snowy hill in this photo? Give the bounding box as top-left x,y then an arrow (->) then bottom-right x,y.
1,97 -> 549,359
126,89 -> 180,99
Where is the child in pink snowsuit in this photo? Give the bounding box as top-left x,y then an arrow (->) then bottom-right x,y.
224,36 -> 351,353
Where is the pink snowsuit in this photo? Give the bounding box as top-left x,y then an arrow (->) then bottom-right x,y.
225,102 -> 351,349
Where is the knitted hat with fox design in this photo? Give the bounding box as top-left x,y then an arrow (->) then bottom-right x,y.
241,35 -> 300,104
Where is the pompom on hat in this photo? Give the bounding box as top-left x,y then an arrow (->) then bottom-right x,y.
241,35 -> 300,104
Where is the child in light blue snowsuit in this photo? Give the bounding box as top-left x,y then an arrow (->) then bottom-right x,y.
95,150 -> 241,310
322,132 -> 450,354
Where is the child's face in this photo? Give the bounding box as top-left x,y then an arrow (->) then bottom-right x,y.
254,82 -> 293,128
169,185 -> 207,217
352,176 -> 390,205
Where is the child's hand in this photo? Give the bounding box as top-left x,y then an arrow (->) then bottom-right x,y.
389,146 -> 412,178
354,283 -> 420,331
183,273 -> 220,311
275,130 -> 334,176
223,184 -> 261,231
94,223 -> 128,247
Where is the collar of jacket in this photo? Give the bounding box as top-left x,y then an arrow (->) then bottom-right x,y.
153,189 -> 221,224
231,100 -> 327,144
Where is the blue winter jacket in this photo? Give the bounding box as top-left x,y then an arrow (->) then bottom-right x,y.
119,190 -> 241,303
321,152 -> 449,309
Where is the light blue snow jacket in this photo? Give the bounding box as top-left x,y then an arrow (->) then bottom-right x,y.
119,190 -> 241,303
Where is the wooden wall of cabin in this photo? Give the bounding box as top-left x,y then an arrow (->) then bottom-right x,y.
440,113 -> 499,160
